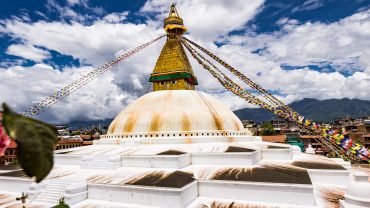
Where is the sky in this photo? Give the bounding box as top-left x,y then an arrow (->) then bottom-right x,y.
1,0 -> 370,123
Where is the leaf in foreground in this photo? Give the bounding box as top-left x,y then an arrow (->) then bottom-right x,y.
2,103 -> 58,182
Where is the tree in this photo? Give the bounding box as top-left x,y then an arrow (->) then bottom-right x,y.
260,122 -> 276,136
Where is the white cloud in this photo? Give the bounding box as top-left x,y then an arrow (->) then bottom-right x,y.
6,44 -> 51,62
141,0 -> 265,41
231,9 -> 370,74
292,0 -> 324,13
0,64 -> 130,123
46,0 -> 103,22
1,1 -> 370,123
102,12 -> 129,23
66,0 -> 87,6
0,19 -> 163,66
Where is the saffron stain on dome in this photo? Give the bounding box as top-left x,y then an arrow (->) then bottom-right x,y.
149,112 -> 162,132
181,114 -> 191,131
123,113 -> 138,133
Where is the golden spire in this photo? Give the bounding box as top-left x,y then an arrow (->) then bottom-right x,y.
149,3 -> 198,91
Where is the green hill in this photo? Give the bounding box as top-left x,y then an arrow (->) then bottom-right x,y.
233,98 -> 370,123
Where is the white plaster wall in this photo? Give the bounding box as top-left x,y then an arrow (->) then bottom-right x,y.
54,155 -> 82,166
122,154 -> 191,169
191,151 -> 261,166
88,181 -> 198,208
0,177 -> 32,193
308,169 -> 350,186
262,149 -> 292,160
198,180 -> 316,206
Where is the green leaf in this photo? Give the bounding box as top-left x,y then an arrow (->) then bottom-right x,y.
52,204 -> 70,208
2,103 -> 58,182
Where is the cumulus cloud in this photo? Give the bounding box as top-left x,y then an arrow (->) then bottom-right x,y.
1,0 -> 370,123
141,0 -> 265,40
6,44 -> 51,62
46,0 -> 103,23
227,9 -> 370,74
102,12 -> 129,23
0,64 -> 131,123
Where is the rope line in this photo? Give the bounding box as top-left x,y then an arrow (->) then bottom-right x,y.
183,37 -> 367,163
23,35 -> 165,116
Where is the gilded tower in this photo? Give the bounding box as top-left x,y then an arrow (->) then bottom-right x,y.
149,4 -> 198,91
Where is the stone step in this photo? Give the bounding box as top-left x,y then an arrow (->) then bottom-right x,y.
45,184 -> 70,188
87,163 -> 109,166
40,189 -> 64,194
44,184 -> 71,188
35,198 -> 58,204
48,179 -> 83,183
1,200 -> 19,208
41,188 -> 64,193
38,192 -> 64,198
36,194 -> 61,199
36,195 -> 60,202
87,166 -> 109,169
48,181 -> 79,185
0,197 -> 14,205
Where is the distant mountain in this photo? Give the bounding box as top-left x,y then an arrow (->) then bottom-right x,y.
65,98 -> 370,128
233,98 -> 370,123
64,119 -> 113,130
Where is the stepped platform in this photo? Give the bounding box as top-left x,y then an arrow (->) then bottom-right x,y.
0,137 -> 368,207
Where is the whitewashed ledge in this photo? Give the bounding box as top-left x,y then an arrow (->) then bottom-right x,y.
0,176 -> 33,193
87,181 -> 198,208
54,154 -> 83,166
198,180 -> 316,206
122,154 -> 191,169
191,151 -> 261,166
262,148 -> 293,160
308,169 -> 350,186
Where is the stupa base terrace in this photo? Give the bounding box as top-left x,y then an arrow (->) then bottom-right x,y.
1,136 -> 369,208
2,3 -> 370,207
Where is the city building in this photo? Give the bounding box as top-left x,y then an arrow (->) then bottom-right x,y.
0,140 -> 17,165
241,120 -> 258,134
55,137 -> 83,150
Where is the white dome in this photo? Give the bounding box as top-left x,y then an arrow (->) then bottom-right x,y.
108,90 -> 249,135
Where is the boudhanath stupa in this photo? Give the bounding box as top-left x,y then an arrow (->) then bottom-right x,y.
1,4 -> 370,208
